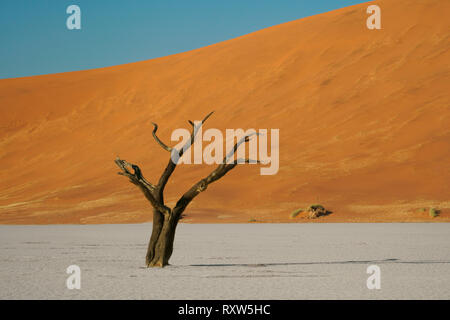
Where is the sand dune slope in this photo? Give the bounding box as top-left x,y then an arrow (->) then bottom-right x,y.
0,0 -> 449,223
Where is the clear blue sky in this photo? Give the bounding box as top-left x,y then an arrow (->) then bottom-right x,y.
0,0 -> 366,79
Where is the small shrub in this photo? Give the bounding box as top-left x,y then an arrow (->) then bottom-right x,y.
308,204 -> 325,211
290,204 -> 331,219
290,208 -> 304,218
429,208 -> 439,218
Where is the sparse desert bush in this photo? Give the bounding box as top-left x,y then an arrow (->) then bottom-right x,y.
306,204 -> 328,219
429,208 -> 439,218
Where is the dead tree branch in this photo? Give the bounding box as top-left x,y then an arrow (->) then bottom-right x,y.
114,112 -> 262,267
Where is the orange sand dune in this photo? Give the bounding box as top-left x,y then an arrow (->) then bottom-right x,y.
0,0 -> 449,224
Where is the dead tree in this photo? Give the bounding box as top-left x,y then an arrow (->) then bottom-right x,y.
114,112 -> 262,267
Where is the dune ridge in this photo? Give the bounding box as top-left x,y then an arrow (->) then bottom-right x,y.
0,0 -> 449,224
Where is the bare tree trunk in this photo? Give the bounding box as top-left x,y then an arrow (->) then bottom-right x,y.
145,209 -> 164,266
115,112 -> 262,267
147,213 -> 178,267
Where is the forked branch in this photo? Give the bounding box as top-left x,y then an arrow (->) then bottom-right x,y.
151,122 -> 173,152
114,157 -> 169,215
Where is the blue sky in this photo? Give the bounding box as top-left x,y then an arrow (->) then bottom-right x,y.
0,0 -> 366,79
